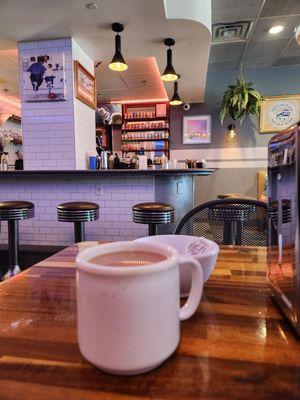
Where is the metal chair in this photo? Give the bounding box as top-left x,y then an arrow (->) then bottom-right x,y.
0,200 -> 35,279
132,202 -> 175,236
174,198 -> 268,247
57,202 -> 99,243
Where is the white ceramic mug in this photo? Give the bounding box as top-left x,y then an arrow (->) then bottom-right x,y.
76,241 -> 203,375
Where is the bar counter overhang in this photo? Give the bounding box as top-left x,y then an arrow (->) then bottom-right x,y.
0,168 -> 216,246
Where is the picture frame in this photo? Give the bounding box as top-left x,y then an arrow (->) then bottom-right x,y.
183,115 -> 211,144
21,52 -> 67,102
260,94 -> 300,133
74,60 -> 96,109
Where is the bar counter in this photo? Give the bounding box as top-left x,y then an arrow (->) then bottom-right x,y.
0,242 -> 299,399
0,168 -> 217,246
0,168 -> 216,176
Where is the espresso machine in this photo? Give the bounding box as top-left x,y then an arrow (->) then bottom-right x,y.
267,122 -> 300,334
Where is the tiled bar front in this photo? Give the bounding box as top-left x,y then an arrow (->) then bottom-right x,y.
0,171 -> 198,246
0,175 -> 154,246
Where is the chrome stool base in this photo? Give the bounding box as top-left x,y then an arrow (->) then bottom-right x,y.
0,201 -> 35,279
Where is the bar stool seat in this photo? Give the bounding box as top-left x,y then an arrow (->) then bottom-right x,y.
0,201 -> 35,279
57,202 -> 99,243
0,201 -> 34,219
217,194 -> 257,200
132,202 -> 174,236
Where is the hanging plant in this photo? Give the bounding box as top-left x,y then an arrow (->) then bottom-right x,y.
220,71 -> 264,124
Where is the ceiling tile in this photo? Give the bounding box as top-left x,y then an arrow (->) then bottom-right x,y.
274,55 -> 300,66
282,38 -> 300,56
212,0 -> 264,23
251,16 -> 300,41
244,39 -> 288,66
260,0 -> 300,17
122,73 -> 160,89
96,76 -> 128,91
209,42 -> 245,64
208,61 -> 239,71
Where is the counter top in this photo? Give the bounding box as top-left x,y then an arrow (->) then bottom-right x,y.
0,168 -> 216,177
1,242 -> 299,399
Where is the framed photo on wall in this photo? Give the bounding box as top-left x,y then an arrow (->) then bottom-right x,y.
183,115 -> 211,144
74,61 -> 96,109
260,94 -> 300,133
21,52 -> 66,102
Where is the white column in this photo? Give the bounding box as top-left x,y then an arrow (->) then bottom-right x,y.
18,38 -> 95,170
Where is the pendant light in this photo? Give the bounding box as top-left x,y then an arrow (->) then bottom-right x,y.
170,76 -> 183,106
109,23 -> 128,72
161,38 -> 179,82
227,124 -> 238,141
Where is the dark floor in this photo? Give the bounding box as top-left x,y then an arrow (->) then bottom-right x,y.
0,245 -> 66,275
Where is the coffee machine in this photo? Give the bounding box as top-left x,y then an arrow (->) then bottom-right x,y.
267,122 -> 300,334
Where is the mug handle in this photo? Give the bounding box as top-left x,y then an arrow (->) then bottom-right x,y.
178,255 -> 203,321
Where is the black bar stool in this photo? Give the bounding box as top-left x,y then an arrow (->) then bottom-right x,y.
132,202 -> 175,236
57,202 -> 99,243
0,201 -> 34,279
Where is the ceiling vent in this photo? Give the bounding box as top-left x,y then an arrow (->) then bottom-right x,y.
212,21 -> 253,43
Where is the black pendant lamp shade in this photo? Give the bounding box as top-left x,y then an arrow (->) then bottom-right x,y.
170,80 -> 182,106
161,38 -> 179,82
109,23 -> 128,72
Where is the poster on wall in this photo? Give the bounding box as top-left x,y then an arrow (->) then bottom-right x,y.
21,53 -> 66,102
183,115 -> 211,144
260,94 -> 300,133
74,61 -> 96,109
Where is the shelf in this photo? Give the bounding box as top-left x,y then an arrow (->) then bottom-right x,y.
122,138 -> 169,142
122,127 -> 169,132
124,116 -> 168,122
122,149 -> 169,153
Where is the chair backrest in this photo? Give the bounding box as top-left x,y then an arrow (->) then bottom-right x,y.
175,198 -> 268,247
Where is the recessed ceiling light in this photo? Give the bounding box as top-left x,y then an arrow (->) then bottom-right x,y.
86,2 -> 98,9
269,25 -> 284,34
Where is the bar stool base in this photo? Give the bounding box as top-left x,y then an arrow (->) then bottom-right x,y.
4,265 -> 21,279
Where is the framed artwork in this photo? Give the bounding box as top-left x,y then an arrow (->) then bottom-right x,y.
74,61 -> 96,109
183,115 -> 211,144
21,52 -> 66,102
260,94 -> 300,133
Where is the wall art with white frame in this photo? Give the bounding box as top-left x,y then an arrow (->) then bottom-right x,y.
183,115 -> 211,144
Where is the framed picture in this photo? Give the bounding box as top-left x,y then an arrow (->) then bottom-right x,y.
260,94 -> 300,133
21,52 -> 66,102
183,115 -> 211,144
74,61 -> 96,109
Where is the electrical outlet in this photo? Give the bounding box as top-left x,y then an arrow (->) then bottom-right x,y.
177,182 -> 184,194
96,184 -> 104,196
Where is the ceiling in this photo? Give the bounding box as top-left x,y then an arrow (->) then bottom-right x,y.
0,0 -> 211,103
209,0 -> 300,71
95,58 -> 168,102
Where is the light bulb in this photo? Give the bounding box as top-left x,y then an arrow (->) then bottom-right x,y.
269,25 -> 284,34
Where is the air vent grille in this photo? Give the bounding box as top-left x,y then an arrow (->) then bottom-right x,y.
212,21 -> 253,43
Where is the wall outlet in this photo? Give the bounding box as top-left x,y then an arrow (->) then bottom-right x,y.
96,184 -> 104,196
177,182 -> 184,194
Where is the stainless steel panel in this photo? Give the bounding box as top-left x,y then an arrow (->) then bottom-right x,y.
267,123 -> 300,334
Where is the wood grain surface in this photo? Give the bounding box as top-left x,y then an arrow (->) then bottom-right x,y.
0,242 -> 299,400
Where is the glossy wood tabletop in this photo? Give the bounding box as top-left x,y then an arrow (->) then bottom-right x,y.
0,242 -> 300,400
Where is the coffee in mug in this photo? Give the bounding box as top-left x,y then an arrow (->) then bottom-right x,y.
89,250 -> 166,267
76,241 -> 203,375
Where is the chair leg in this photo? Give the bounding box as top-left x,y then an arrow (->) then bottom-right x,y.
223,221 -> 233,245
148,224 -> 158,236
74,221 -> 85,243
5,220 -> 21,279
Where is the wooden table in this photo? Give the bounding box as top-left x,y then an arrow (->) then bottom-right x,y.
0,242 -> 300,399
